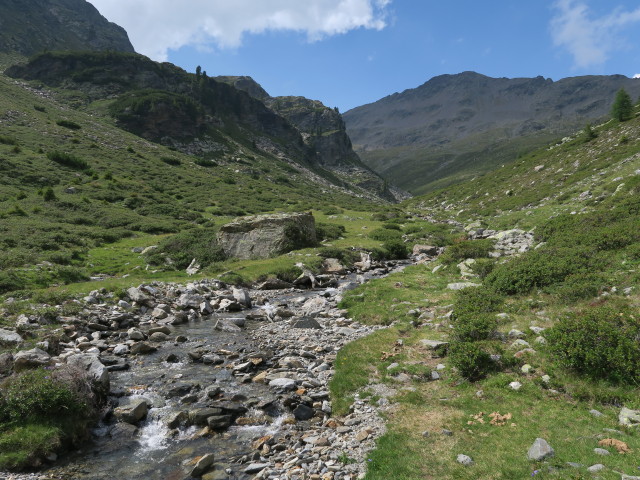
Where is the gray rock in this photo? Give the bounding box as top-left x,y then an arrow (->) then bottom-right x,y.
0,352 -> 13,375
420,339 -> 449,350
191,453 -> 215,477
190,408 -> 224,426
66,353 -> 110,393
149,332 -> 168,342
130,342 -> 157,355
269,378 -> 296,391
127,328 -> 145,341
292,317 -> 322,329
589,409 -> 604,418
456,454 -> 474,466
214,319 -> 242,332
232,288 -> 252,308
206,415 -> 233,430
293,404 -> 315,420
527,438 -> 554,461
13,348 -> 51,372
217,212 -> 316,260
620,407 -> 640,426
447,282 -> 481,290
114,398 -> 148,424
587,464 -> 605,473
594,448 -> 610,456
244,463 -> 270,474
0,328 -> 23,345
126,287 -> 151,305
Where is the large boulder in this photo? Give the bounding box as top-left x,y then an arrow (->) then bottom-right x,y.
217,212 -> 317,259
66,353 -> 110,394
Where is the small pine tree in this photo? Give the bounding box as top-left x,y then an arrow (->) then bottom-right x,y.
583,123 -> 597,142
43,187 -> 57,202
611,88 -> 633,122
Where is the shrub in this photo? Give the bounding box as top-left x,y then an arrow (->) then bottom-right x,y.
46,151 -> 89,171
317,247 -> 360,266
470,258 -> 495,279
219,272 -> 246,286
547,304 -> 640,384
485,246 -> 598,295
145,227 -> 226,269
56,120 -> 81,130
449,342 -> 494,381
271,265 -> 303,283
316,222 -> 346,241
452,313 -> 497,342
453,285 -> 504,316
382,240 -> 409,260
382,223 -> 402,231
369,228 -> 402,242
161,156 -> 181,166
440,239 -> 494,265
42,187 -> 57,202
545,273 -> 604,303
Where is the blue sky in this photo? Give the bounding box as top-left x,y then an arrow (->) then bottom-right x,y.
88,0 -> 640,112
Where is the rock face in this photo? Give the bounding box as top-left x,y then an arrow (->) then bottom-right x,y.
0,0 -> 135,56
217,212 -> 317,259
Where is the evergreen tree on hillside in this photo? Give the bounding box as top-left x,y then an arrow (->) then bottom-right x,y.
611,88 -> 633,121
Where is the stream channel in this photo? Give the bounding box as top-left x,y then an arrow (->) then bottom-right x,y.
43,260 -> 410,480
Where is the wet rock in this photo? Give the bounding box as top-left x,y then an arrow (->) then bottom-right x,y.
127,328 -> 145,341
191,453 -> 215,477
130,342 -> 157,355
269,378 -> 297,391
167,411 -> 188,429
293,404 -> 315,421
206,415 -> 233,430
149,332 -> 168,342
114,398 -> 149,424
214,319 -> 242,332
190,408 -> 223,426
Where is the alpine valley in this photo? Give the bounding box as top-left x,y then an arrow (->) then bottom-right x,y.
0,2 -> 639,480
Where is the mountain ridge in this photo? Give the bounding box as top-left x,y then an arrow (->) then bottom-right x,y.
344,71 -> 640,194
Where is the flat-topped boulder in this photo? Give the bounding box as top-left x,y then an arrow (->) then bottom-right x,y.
217,212 -> 317,259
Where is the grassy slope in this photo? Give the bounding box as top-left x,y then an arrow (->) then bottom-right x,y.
0,60 -> 381,294
331,114 -> 640,479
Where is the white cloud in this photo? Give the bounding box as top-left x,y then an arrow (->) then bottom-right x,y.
88,0 -> 391,61
550,0 -> 640,68
634,73 -> 640,78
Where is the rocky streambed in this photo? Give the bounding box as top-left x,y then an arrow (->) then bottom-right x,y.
1,257 -> 416,480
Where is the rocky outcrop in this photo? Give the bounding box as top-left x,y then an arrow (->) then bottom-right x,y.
217,212 -> 317,259
0,0 -> 134,56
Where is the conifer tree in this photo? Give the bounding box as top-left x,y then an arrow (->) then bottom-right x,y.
611,88 -> 633,121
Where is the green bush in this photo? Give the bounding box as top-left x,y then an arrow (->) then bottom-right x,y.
145,227 -> 226,269
449,342 -> 494,381
1,368 -> 91,423
382,240 -> 409,260
470,258 -> 495,279
545,273 -> 604,303
453,285 -> 504,316
317,247 -> 360,266
452,313 -> 497,342
440,239 -> 494,265
316,222 -> 346,241
547,304 -> 640,384
42,187 -> 57,202
369,228 -> 403,242
56,120 -> 81,130
46,151 -> 89,171
485,246 -> 598,295
160,156 -> 181,166
271,265 -> 302,283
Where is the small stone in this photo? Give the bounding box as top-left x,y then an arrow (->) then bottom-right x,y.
528,438 -> 554,461
509,381 -> 522,391
589,409 -> 604,418
293,404 -> 314,421
456,454 -> 474,466
441,429 -> 453,436
244,463 -> 270,474
593,448 -> 610,456
521,364 -> 534,374
191,453 -> 215,477
587,464 -> 605,473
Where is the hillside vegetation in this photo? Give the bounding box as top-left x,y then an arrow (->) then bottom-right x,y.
332,103 -> 640,479
0,54 -> 385,294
